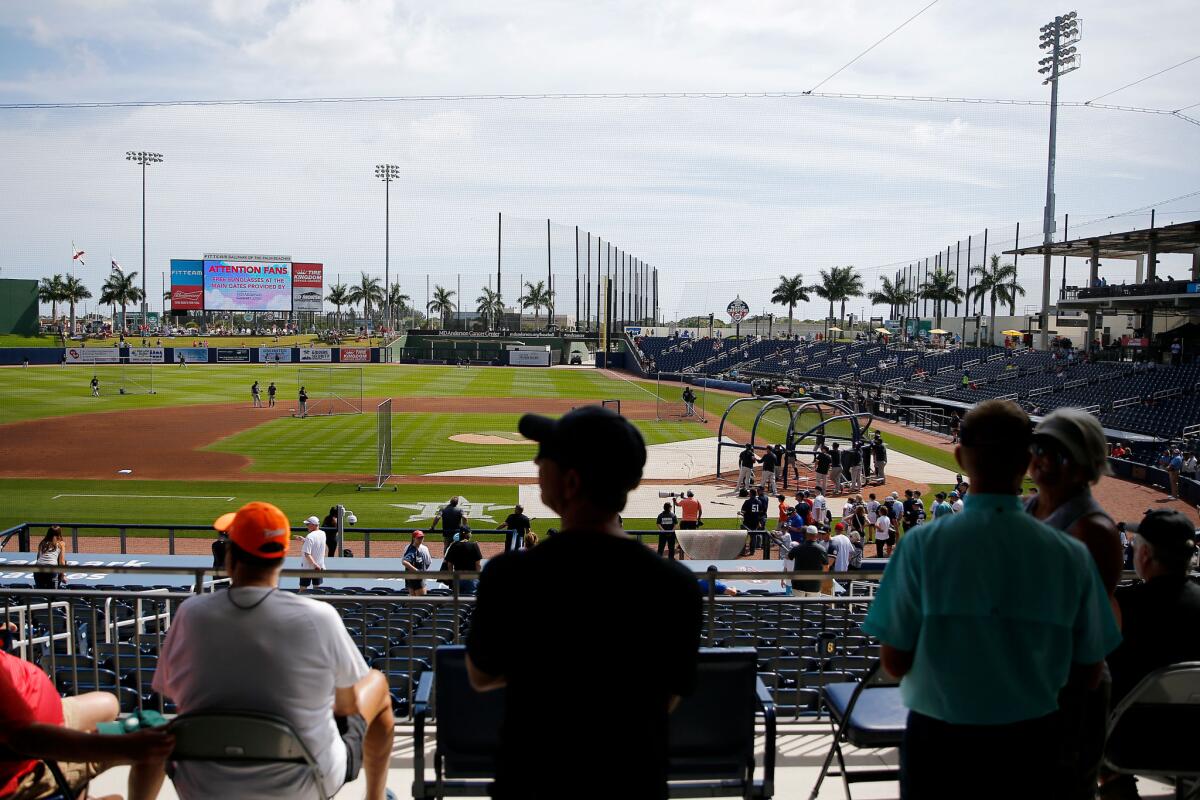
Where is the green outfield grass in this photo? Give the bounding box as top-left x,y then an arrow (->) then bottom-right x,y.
0,477 -> 740,540
206,411 -> 712,475
0,363 -> 673,424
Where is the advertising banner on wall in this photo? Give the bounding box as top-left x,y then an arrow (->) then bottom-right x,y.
128,347 -> 165,363
299,347 -> 332,363
173,347 -> 209,364
258,347 -> 293,363
64,347 -> 120,363
170,259 -> 204,311
215,348 -> 251,363
291,263 -> 324,313
339,347 -> 371,363
509,349 -> 551,367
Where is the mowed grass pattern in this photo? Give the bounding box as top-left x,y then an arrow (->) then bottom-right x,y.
0,363 -> 666,424
206,411 -> 714,475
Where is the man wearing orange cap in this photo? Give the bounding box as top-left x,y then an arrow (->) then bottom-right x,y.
151,502 -> 396,800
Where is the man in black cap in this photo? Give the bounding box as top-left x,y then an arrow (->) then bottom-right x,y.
1108,509 -> 1200,704
467,407 -> 702,800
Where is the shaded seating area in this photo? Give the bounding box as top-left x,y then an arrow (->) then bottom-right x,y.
413,645 -> 777,799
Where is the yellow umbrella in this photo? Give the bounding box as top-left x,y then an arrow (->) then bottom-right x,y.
874,327 -> 891,334
929,328 -> 949,335
1001,329 -> 1024,336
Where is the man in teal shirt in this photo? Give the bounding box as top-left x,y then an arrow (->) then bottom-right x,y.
862,399 -> 1121,798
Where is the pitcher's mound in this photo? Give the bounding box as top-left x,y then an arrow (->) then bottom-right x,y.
450,432 -> 531,445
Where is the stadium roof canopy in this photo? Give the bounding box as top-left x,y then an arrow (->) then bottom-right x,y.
1003,219 -> 1200,259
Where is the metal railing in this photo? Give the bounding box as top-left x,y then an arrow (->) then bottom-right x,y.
2,522 -> 517,557
3,563 -> 885,725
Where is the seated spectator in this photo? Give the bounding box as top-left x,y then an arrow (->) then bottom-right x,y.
697,571 -> 739,596
151,502 -> 396,800
1103,509 -> 1200,799
0,649 -> 173,800
1108,509 -> 1200,704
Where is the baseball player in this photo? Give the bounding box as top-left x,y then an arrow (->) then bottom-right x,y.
251,380 -> 262,408
267,381 -> 277,408
298,385 -> 308,417
90,375 -> 100,397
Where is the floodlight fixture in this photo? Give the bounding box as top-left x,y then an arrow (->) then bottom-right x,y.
125,150 -> 165,333
375,163 -> 402,333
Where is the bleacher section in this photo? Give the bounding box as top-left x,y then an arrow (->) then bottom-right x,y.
3,582 -> 880,725
633,334 -> 1200,441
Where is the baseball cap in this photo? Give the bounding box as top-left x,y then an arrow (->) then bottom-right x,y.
1129,509 -> 1196,553
303,515 -> 320,526
834,522 -> 846,532
213,501 -> 290,559
518,406 -> 646,491
412,530 -> 425,539
1033,408 -> 1111,482
805,525 -> 819,536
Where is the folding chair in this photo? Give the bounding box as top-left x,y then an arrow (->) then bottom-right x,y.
808,659 -> 906,800
168,710 -> 329,800
1104,661 -> 1200,800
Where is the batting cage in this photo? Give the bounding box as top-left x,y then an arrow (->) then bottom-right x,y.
119,361 -> 156,395
655,372 -> 708,422
295,366 -> 363,416
358,399 -> 397,491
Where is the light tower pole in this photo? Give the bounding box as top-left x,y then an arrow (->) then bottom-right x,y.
1036,11 -> 1081,350
125,151 -> 163,333
375,163 -> 400,334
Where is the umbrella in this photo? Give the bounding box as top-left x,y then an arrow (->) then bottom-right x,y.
827,326 -> 842,332
1001,329 -> 1024,336
874,327 -> 891,334
929,328 -> 949,335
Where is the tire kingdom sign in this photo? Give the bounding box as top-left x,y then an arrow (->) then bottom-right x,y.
726,297 -> 750,323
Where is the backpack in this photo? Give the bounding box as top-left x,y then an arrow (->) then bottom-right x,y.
848,544 -> 863,569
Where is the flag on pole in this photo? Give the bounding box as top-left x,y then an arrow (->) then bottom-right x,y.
111,257 -> 123,274
71,242 -> 85,266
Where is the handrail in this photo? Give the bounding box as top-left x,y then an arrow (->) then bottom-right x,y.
1112,396 -> 1140,409
3,600 -> 74,660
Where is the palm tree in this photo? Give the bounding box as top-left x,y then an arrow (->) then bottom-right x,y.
386,284 -> 411,330
38,274 -> 67,326
476,287 -> 504,331
426,285 -> 457,329
770,274 -> 810,337
99,271 -> 143,332
968,254 -> 1025,346
919,268 -> 965,330
61,275 -> 92,335
812,265 -> 864,333
868,276 -> 916,335
347,273 -> 384,331
518,280 -> 553,329
325,283 -> 350,331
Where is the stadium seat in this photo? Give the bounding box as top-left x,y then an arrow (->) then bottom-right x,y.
168,710 -> 330,800
1104,661 -> 1200,797
412,645 -> 776,799
808,659 -> 905,800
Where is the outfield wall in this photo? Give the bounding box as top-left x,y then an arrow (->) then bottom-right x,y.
0,346 -> 383,366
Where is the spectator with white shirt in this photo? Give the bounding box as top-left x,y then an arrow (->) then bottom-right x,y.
293,515 -> 327,592
828,523 -> 854,573
874,510 -> 893,557
949,491 -> 964,514
151,502 -> 396,800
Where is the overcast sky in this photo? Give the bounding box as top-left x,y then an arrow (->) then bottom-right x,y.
2,0 -> 1199,324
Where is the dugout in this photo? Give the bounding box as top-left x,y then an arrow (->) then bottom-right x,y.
715,396 -> 872,488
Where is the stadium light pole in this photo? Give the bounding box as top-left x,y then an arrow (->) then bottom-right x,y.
125,151 -> 163,333
1036,11 -> 1081,350
375,163 -> 400,335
